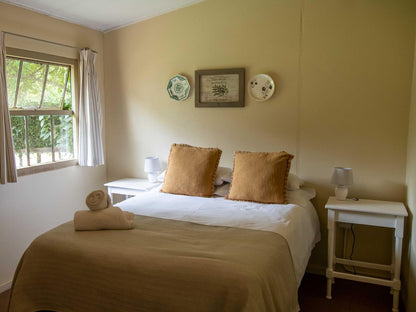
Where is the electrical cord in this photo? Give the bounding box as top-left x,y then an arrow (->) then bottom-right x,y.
342,224 -> 357,275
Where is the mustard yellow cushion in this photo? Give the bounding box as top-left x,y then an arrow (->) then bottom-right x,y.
226,151 -> 294,204
161,144 -> 222,197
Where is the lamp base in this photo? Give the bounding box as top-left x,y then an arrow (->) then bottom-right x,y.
147,172 -> 159,183
335,186 -> 348,200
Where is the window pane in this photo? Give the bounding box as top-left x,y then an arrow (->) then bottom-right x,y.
16,61 -> 47,109
5,58 -> 20,108
28,115 -> 52,165
6,52 -> 77,171
53,115 -> 74,161
43,65 -> 69,109
10,116 -> 28,168
63,71 -> 72,110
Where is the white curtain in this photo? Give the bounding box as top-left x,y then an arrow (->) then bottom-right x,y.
78,48 -> 104,167
0,32 -> 17,184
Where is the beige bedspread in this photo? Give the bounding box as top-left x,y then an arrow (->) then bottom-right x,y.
9,215 -> 298,312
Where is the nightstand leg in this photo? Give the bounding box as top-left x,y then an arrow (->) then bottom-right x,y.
108,188 -> 114,204
392,290 -> 399,312
392,217 -> 404,312
326,276 -> 333,299
326,210 -> 336,300
390,236 -> 395,295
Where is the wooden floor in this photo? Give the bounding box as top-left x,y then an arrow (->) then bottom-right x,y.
0,273 -> 405,312
298,273 -> 404,312
0,290 -> 9,312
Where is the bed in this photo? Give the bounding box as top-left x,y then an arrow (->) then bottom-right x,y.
8,185 -> 320,312
118,185 -> 321,287
8,146 -> 321,312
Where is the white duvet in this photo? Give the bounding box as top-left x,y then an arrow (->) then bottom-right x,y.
117,186 -> 321,286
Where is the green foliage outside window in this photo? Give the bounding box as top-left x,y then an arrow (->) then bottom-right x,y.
6,56 -> 74,168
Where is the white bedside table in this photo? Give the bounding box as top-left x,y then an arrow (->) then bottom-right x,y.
104,178 -> 161,204
325,196 -> 407,312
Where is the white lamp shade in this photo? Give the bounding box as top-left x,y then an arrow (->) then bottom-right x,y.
331,167 -> 353,186
144,156 -> 161,173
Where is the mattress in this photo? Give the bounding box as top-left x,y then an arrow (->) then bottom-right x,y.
118,186 -> 321,286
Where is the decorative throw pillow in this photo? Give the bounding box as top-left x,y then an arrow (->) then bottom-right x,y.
226,151 -> 294,204
221,171 -> 303,189
161,144 -> 222,197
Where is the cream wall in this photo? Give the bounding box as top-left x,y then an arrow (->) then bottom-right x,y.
104,0 -> 302,177
0,2 -> 106,291
405,32 -> 416,312
103,0 -> 416,292
299,0 -> 415,272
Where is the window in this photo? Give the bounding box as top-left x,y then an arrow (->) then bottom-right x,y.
5,48 -> 77,175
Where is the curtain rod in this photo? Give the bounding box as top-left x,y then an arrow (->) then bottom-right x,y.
3,31 -> 98,54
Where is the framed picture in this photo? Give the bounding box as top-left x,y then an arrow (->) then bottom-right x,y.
195,68 -> 245,107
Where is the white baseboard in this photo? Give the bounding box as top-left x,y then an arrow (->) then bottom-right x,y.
0,280 -> 12,293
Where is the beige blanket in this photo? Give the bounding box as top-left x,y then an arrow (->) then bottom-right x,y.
9,216 -> 299,312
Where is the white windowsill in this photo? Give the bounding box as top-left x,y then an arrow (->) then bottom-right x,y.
17,159 -> 78,176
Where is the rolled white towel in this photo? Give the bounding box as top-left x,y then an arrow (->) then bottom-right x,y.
86,190 -> 112,211
74,207 -> 135,231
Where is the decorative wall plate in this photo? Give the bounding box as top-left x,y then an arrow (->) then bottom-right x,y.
167,74 -> 190,101
248,74 -> 275,101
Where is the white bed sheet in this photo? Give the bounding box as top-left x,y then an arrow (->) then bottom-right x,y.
117,186 -> 321,286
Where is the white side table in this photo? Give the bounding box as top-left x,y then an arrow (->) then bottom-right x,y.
325,196 -> 407,312
104,178 -> 161,204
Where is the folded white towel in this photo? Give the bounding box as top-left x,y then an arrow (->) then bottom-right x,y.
74,207 -> 134,231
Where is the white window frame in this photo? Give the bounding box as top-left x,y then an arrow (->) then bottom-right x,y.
6,47 -> 79,176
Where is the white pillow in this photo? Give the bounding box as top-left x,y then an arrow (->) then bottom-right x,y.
287,173 -> 304,190
215,167 -> 232,186
287,187 -> 316,207
157,170 -> 166,182
221,171 -> 232,183
213,183 -> 231,197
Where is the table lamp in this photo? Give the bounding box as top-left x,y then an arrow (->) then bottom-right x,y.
331,167 -> 353,200
144,156 -> 161,183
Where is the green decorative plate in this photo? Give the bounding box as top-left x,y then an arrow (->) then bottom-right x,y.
167,74 -> 190,101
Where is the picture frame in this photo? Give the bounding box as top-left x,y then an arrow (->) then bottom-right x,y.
195,68 -> 245,107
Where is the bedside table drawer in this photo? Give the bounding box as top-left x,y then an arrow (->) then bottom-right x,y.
108,187 -> 148,197
334,210 -> 397,228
